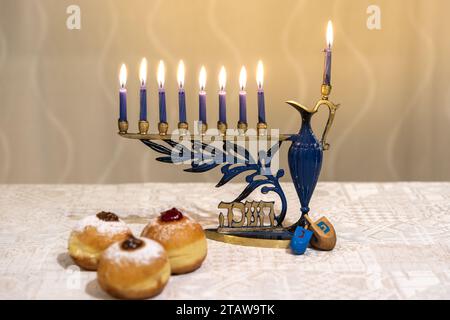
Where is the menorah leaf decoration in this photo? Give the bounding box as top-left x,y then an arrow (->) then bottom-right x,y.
140,138 -> 287,226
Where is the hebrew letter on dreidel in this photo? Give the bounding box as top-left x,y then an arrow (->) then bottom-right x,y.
317,221 -> 330,234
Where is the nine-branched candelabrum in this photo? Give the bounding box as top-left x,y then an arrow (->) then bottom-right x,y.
116,21 -> 339,249
117,82 -> 339,249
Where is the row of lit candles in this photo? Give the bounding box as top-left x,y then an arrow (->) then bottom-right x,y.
119,60 -> 266,125
118,21 -> 334,133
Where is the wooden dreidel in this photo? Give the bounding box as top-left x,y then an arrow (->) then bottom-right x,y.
290,226 -> 313,255
304,214 -> 336,251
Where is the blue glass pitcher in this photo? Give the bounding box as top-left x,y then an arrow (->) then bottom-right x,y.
286,97 -> 339,228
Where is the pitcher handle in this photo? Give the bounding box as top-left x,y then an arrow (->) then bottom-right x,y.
313,100 -> 339,151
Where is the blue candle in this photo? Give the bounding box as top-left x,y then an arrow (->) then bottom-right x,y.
218,66 -> 227,124
199,66 -> 207,124
157,60 -> 167,123
119,64 -> 127,121
139,58 -> 147,121
140,86 -> 147,121
199,91 -> 207,124
239,92 -> 247,124
177,60 -> 187,123
323,21 -> 333,86
239,66 -> 247,123
256,61 -> 266,123
219,92 -> 226,124
323,48 -> 332,86
119,88 -> 127,121
257,89 -> 265,124
159,88 -> 167,123
179,89 -> 187,123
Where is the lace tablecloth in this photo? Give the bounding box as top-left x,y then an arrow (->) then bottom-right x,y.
1,182 -> 449,300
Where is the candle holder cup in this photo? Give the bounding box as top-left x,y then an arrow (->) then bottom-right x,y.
118,86 -> 339,250
237,122 -> 248,135
257,122 -> 268,136
177,122 -> 189,135
138,120 -> 149,135
217,121 -> 227,135
200,122 -> 208,135
158,122 -> 169,136
118,120 -> 129,134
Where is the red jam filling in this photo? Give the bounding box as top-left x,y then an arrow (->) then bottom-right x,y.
160,208 -> 183,222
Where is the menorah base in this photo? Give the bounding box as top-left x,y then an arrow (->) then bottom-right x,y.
204,228 -> 293,249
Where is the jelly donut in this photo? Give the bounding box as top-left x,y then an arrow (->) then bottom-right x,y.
68,211 -> 132,270
97,236 -> 170,299
141,208 -> 207,274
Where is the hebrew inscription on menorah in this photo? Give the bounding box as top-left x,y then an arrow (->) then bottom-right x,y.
218,201 -> 276,229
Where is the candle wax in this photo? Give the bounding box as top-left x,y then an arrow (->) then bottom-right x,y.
199,91 -> 207,124
139,86 -> 147,121
119,88 -> 127,121
178,89 -> 187,123
257,89 -> 266,124
323,48 -> 332,86
159,89 -> 167,123
239,91 -> 247,124
219,92 -> 226,124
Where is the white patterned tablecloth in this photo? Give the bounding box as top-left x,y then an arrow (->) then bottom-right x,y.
1,182 -> 450,300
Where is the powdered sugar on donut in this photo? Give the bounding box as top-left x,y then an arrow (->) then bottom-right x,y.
74,215 -> 130,235
145,215 -> 198,242
103,238 -> 165,264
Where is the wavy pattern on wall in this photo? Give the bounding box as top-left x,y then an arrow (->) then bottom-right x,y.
33,1 -> 75,182
386,4 -> 435,180
0,0 -> 449,183
280,0 -> 309,132
96,1 -> 121,183
0,21 -> 11,181
327,0 -> 377,180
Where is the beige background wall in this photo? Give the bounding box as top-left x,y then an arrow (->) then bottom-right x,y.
0,0 -> 449,183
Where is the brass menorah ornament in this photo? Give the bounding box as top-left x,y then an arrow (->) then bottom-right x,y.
117,21 -> 338,253
118,83 -> 339,250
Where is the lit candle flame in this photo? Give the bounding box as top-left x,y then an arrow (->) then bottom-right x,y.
239,66 -> 247,91
157,60 -> 165,88
199,66 -> 207,91
219,66 -> 226,91
177,60 -> 185,89
139,58 -> 147,86
119,64 -> 127,88
326,20 -> 333,48
256,60 -> 264,89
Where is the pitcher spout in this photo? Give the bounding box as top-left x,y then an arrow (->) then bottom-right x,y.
286,99 -> 339,151
285,100 -> 315,115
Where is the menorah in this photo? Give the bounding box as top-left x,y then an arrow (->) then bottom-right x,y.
118,82 -> 339,250
117,21 -> 338,252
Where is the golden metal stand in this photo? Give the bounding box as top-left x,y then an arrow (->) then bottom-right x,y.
205,229 -> 291,249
